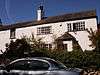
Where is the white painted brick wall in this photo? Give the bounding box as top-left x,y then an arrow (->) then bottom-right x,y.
0,18 -> 97,53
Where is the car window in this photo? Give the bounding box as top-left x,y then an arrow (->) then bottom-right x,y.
6,60 -> 50,70
48,60 -> 67,70
6,60 -> 28,70
28,60 -> 50,70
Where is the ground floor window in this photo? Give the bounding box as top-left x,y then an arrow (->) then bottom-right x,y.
42,44 -> 52,49
30,43 -> 52,49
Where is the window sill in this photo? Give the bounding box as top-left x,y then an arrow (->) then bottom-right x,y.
37,33 -> 53,35
10,37 -> 16,39
68,29 -> 87,32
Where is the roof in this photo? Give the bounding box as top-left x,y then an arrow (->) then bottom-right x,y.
0,10 -> 97,31
56,32 -> 76,41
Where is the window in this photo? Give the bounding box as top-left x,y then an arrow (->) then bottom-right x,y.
29,60 -> 49,70
73,21 -> 85,31
6,60 -> 26,70
67,21 -> 85,32
67,23 -> 72,31
48,60 -> 67,70
37,26 -> 51,35
43,44 -> 52,49
6,60 -> 50,70
10,29 -> 15,39
40,44 -> 52,49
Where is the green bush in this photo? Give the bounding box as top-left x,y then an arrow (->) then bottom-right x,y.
3,37 -> 100,69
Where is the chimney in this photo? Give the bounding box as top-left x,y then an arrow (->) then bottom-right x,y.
37,6 -> 44,21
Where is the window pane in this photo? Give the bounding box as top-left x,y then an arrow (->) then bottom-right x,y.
6,60 -> 27,70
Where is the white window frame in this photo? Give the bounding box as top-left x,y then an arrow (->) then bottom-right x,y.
37,26 -> 52,35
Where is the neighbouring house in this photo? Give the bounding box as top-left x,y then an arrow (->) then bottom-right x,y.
0,6 -> 98,54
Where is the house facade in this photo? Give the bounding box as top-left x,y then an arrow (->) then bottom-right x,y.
0,6 -> 98,54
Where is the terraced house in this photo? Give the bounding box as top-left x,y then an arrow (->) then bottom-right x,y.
0,6 -> 98,54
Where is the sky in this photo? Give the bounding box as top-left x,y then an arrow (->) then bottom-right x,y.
0,0 -> 100,25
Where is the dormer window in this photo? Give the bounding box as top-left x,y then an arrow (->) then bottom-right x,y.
10,29 -> 16,39
37,26 -> 51,35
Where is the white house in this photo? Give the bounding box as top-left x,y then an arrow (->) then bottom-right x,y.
0,6 -> 98,54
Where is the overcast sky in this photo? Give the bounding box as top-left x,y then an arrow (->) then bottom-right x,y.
0,0 -> 100,25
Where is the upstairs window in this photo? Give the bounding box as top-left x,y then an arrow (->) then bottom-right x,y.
10,29 -> 16,39
73,21 -> 85,31
37,26 -> 51,35
67,23 -> 72,31
67,21 -> 85,32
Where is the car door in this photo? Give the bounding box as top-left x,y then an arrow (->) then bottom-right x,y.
6,60 -> 50,75
47,60 -> 80,75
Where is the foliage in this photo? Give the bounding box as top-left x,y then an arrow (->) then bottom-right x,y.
23,34 -> 45,51
3,33 -> 100,69
4,38 -> 31,60
49,49 -> 100,69
87,28 -> 100,52
3,34 -> 48,60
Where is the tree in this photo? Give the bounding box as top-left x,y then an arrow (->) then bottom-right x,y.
24,34 -> 45,50
87,28 -> 100,52
21,34 -> 50,57
3,34 -> 100,69
4,38 -> 31,60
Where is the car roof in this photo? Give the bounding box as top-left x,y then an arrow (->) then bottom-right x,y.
33,57 -> 56,61
9,57 -> 55,65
